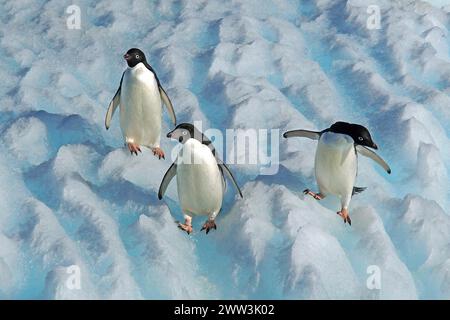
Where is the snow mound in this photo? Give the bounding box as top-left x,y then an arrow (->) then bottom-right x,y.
0,0 -> 449,299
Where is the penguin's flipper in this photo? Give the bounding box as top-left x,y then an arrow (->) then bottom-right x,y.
105,72 -> 124,130
283,130 -> 320,140
105,90 -> 120,130
355,145 -> 391,174
158,162 -> 177,199
159,86 -> 177,126
218,163 -> 243,198
352,186 -> 367,195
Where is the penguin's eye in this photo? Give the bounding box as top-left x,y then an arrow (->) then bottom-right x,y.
182,131 -> 188,136
358,136 -> 363,141
136,54 -> 140,59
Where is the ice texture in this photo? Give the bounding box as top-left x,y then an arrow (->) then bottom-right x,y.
0,0 -> 449,299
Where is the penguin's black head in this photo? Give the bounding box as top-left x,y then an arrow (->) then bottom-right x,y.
124,48 -> 147,68
327,121 -> 378,149
166,123 -> 199,144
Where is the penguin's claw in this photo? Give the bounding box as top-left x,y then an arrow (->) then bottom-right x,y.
177,223 -> 193,235
127,143 -> 141,156
152,147 -> 165,160
337,209 -> 351,226
200,220 -> 217,234
303,189 -> 324,200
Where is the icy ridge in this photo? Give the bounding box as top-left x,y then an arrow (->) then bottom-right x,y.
0,0 -> 449,299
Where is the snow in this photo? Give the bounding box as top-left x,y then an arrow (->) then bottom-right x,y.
0,0 -> 449,299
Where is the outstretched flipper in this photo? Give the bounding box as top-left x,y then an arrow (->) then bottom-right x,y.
159,86 -> 177,126
283,129 -> 321,140
355,145 -> 391,174
105,72 -> 124,130
218,163 -> 243,198
158,162 -> 177,199
352,186 -> 366,195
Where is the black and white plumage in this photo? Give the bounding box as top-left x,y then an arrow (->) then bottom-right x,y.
283,121 -> 391,225
158,123 -> 243,234
105,48 -> 176,158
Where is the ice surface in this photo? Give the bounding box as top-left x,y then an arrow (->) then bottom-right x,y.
0,0 -> 449,299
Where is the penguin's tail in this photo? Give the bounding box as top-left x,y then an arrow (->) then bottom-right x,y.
352,186 -> 367,196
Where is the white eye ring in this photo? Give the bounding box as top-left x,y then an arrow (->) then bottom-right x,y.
182,131 -> 187,135
136,54 -> 140,58
358,136 -> 363,141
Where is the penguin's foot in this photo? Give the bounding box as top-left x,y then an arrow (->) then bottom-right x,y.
127,143 -> 141,156
303,189 -> 324,200
152,147 -> 165,160
337,208 -> 352,226
200,220 -> 217,234
177,222 -> 193,235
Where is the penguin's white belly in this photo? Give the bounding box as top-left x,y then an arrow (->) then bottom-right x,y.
120,64 -> 162,148
315,133 -> 357,197
176,140 -> 223,217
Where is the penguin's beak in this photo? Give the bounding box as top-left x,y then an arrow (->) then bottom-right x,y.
123,53 -> 131,60
166,132 -> 172,138
372,143 -> 378,150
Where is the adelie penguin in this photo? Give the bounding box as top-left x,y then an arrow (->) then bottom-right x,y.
283,121 -> 391,225
158,123 -> 243,234
105,48 -> 177,159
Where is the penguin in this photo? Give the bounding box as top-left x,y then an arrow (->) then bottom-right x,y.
158,123 -> 243,234
283,121 -> 391,225
105,48 -> 177,159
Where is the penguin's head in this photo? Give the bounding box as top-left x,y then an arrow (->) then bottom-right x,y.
167,123 -> 198,144
124,48 -> 146,67
328,122 -> 378,149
